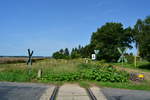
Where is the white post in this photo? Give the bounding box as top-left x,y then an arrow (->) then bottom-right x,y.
37,69 -> 42,78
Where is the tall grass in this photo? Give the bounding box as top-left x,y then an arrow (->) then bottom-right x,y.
0,59 -> 84,82
0,57 -> 45,64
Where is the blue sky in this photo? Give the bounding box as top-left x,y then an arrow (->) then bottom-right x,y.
0,0 -> 150,56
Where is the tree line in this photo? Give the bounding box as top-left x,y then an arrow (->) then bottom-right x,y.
52,16 -> 150,62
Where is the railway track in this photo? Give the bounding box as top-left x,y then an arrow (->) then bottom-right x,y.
50,86 -> 59,100
49,86 -> 98,100
86,88 -> 97,100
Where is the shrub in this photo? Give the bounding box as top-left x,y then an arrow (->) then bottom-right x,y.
125,55 -> 134,64
41,64 -> 129,82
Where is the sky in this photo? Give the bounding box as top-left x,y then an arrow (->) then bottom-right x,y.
0,0 -> 150,56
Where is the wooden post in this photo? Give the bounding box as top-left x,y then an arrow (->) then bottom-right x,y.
85,58 -> 88,64
134,56 -> 137,68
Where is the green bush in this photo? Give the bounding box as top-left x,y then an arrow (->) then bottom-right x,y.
125,55 -> 134,64
41,64 -> 129,82
80,65 -> 129,82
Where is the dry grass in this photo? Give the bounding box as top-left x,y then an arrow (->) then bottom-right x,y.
0,57 -> 45,64
0,57 -> 27,63
0,58 -> 84,73
32,59 -> 84,73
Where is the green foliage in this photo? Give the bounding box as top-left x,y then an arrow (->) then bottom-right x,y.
70,45 -> 85,59
52,48 -> 70,59
64,48 -> 69,56
42,72 -> 80,81
80,64 -> 129,82
97,81 -> 150,91
125,54 -> 134,64
99,59 -> 107,64
89,23 -> 133,62
79,44 -> 94,58
134,16 -> 150,61
0,69 -> 36,82
52,52 -> 64,59
51,16 -> 150,63
41,64 -> 129,82
71,51 -> 81,59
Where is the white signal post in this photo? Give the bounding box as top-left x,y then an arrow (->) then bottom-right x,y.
92,54 -> 96,60
117,48 -> 128,67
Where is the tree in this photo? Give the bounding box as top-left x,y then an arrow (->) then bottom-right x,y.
90,22 -> 133,62
133,16 -> 150,61
59,49 -> 64,54
52,48 -> 70,59
133,19 -> 143,56
80,44 -> 95,58
64,48 -> 69,56
52,51 -> 64,59
71,48 -> 81,59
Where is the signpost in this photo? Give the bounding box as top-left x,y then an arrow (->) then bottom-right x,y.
27,49 -> 33,74
92,54 -> 96,60
134,55 -> 137,67
94,50 -> 99,55
117,48 -> 128,67
92,50 -> 99,60
27,49 -> 33,65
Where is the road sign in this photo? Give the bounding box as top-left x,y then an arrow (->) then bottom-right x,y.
94,50 -> 99,55
27,49 -> 33,65
92,54 -> 96,60
117,48 -> 128,66
27,49 -> 33,75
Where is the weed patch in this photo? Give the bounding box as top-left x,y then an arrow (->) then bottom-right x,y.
0,69 -> 36,82
40,64 -> 129,82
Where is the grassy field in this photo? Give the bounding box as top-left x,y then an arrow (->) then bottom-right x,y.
111,61 -> 150,71
0,58 -> 150,91
0,57 -> 45,64
0,59 -> 85,81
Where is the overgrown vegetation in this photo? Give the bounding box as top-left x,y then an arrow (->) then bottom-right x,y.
0,68 -> 36,82
133,16 -> 150,61
112,60 -> 150,71
0,59 -> 128,83
52,16 -> 150,63
41,63 -> 129,82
